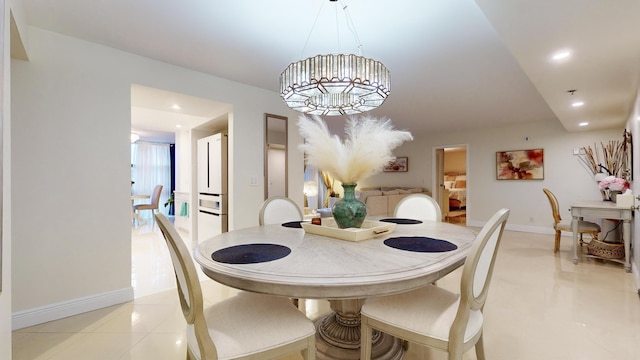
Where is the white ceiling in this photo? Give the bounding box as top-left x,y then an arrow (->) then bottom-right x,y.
130,84 -> 231,143
21,0 -> 640,138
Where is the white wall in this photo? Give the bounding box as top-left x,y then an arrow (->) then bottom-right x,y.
0,1 -> 11,357
361,119 -> 622,232
444,148 -> 466,174
10,27 -> 303,328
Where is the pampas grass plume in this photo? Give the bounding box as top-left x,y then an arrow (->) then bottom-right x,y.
297,115 -> 413,184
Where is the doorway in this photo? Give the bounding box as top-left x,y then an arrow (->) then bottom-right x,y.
434,145 -> 468,225
130,84 -> 231,298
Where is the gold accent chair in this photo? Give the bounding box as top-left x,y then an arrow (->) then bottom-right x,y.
360,208 -> 510,360
543,188 -> 600,252
155,213 -> 316,360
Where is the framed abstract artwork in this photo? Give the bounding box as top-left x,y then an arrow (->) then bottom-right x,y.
496,149 -> 544,180
384,157 -> 408,172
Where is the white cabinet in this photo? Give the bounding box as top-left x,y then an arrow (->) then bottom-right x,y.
197,133 -> 228,242
197,133 -> 227,195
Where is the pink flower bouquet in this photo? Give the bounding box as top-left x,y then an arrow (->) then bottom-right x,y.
598,176 -> 629,191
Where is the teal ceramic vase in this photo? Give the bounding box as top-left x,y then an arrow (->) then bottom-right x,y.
332,184 -> 367,228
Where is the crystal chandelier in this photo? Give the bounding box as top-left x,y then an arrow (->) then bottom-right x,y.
280,54 -> 390,116
279,1 -> 390,116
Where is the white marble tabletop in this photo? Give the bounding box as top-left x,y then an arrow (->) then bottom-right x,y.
194,219 -> 477,300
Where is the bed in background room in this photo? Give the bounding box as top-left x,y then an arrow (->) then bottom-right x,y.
444,174 -> 466,209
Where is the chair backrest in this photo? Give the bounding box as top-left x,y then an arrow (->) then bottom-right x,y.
542,188 -> 561,224
393,193 -> 442,221
150,185 -> 163,207
450,208 -> 509,349
155,213 -> 217,358
259,196 -> 303,225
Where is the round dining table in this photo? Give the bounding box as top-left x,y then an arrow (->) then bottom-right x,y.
194,218 -> 477,360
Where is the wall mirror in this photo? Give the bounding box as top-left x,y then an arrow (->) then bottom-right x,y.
265,114 -> 288,199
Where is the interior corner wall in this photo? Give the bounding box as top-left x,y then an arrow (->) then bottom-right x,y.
10,26 -> 298,328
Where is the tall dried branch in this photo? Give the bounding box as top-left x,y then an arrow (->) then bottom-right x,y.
581,140 -> 627,177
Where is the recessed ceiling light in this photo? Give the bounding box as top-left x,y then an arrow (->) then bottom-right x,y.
175,124 -> 182,128
572,101 -> 584,107
171,104 -> 182,110
579,122 -> 589,127
551,50 -> 571,61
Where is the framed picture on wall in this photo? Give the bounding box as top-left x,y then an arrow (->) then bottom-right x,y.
384,157 -> 408,172
496,149 -> 544,180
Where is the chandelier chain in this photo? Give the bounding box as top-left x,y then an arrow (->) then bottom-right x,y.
300,1 -> 326,59
339,0 -> 364,56
301,0 -> 364,58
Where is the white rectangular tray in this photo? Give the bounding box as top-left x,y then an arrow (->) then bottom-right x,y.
301,218 -> 396,242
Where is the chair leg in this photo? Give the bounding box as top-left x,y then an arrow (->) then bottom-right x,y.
448,346 -> 464,360
554,231 -> 561,253
475,334 -> 486,360
360,320 -> 373,360
133,210 -> 140,226
306,337 -> 317,360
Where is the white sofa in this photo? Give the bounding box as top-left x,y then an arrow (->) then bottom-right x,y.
358,187 -> 433,217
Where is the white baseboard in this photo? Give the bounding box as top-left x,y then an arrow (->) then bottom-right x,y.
467,220 -> 554,235
12,287 -> 134,330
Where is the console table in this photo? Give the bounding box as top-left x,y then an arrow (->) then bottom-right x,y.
570,200 -> 633,272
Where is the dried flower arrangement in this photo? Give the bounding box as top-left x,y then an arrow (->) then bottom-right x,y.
578,132 -> 631,200
579,138 -> 629,179
297,115 -> 413,185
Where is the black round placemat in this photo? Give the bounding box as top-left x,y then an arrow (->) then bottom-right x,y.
380,218 -> 423,225
212,243 -> 291,264
384,236 -> 457,252
282,221 -> 305,228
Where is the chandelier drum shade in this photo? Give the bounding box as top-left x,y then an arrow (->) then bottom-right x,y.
280,53 -> 391,116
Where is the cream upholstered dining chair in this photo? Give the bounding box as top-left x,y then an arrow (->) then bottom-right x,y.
258,196 -> 306,307
393,193 -> 442,221
259,196 -> 303,225
543,188 -> 600,252
360,208 -> 510,360
154,213 -> 316,360
134,184 -> 163,223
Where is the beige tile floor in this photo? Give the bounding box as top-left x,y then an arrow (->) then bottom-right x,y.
12,220 -> 640,360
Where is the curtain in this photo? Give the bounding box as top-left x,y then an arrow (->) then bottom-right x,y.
131,141 -> 172,220
320,171 -> 334,208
